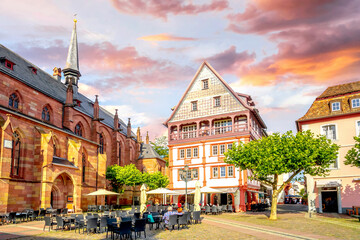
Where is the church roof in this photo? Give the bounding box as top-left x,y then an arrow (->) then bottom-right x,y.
138,143 -> 165,162
0,44 -> 129,134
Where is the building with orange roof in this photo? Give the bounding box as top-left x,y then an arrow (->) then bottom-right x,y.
296,81 -> 360,213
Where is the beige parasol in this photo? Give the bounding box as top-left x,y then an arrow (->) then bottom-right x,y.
194,181 -> 201,211
140,184 -> 147,215
87,189 -> 120,196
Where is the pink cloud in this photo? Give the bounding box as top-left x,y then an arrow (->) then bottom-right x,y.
110,0 -> 228,19
227,0 -> 360,34
13,41 -> 195,91
138,33 -> 197,42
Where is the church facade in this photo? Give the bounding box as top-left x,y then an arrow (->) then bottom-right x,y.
0,20 -> 142,212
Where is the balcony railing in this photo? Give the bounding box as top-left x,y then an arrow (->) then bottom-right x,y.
169,124 -> 249,141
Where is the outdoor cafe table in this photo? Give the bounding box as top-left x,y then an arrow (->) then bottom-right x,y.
63,216 -> 75,230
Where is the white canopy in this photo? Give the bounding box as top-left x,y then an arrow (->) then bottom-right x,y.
87,189 -> 120,196
316,179 -> 341,188
146,188 -> 178,195
189,186 -> 222,194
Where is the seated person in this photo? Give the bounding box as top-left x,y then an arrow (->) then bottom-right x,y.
177,207 -> 184,215
162,206 -> 177,228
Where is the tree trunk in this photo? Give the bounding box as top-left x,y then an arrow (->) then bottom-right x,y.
269,190 -> 278,220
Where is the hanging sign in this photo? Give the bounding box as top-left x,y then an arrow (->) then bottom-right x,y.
4,140 -> 12,149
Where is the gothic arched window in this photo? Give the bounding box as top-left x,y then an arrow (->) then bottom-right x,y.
42,106 -> 50,122
9,93 -> 19,109
82,153 -> 86,183
99,134 -> 104,154
74,123 -> 82,137
118,142 -> 121,165
11,132 -> 21,176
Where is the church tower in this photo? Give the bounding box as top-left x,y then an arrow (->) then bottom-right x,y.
63,18 -> 81,98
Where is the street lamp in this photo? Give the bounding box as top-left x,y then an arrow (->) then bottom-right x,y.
179,165 -> 197,210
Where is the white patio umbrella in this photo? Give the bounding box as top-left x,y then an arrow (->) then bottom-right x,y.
146,188 -> 178,204
87,189 -> 120,196
140,184 -> 147,215
194,181 -> 201,211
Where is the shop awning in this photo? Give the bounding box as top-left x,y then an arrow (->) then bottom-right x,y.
315,179 -> 341,188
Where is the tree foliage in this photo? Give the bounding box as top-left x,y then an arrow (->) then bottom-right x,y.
142,171 -> 169,190
225,130 -> 339,220
106,164 -> 143,193
106,164 -> 169,193
345,136 -> 360,168
150,136 -> 169,166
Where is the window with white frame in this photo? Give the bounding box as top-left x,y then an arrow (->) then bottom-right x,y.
322,124 -> 336,140
214,119 -> 232,134
193,147 -> 198,158
352,99 -> 360,108
228,166 -> 234,177
331,102 -> 340,111
202,79 -> 209,89
182,125 -> 197,139
193,169 -> 198,179
220,166 -> 226,177
214,96 -> 221,107
328,157 -> 339,169
357,121 -> 360,136
220,144 -> 226,155
186,148 -> 192,158
191,101 -> 198,111
227,143 -> 233,150
213,167 -> 218,178
180,149 -> 185,159
212,145 -> 218,155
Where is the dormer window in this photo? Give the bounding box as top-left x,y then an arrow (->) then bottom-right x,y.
352,98 -> 360,108
331,102 -> 340,111
202,79 -> 209,90
29,67 -> 37,75
5,60 -> 15,70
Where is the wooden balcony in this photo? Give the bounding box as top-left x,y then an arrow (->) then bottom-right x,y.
169,124 -> 252,143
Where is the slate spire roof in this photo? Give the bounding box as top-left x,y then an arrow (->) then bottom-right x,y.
64,19 -> 80,75
138,143 -> 165,162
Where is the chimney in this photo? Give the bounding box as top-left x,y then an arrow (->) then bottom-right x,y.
53,67 -> 62,81
114,109 -> 119,130
146,131 -> 149,144
127,118 -> 131,138
93,95 -> 99,120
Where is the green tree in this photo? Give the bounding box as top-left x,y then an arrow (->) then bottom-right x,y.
345,136 -> 360,167
142,171 -> 169,190
150,136 -> 169,166
106,164 -> 143,193
225,130 -> 339,220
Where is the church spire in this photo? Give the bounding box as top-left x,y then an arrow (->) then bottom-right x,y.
63,18 -> 81,89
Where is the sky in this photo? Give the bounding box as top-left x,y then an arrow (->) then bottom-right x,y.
1,0 -> 360,140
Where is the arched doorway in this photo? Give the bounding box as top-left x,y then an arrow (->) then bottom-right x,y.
51,173 -> 74,209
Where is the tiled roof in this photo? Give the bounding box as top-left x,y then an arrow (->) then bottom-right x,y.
317,81 -> 360,99
0,44 -> 131,136
138,143 -> 165,162
298,81 -> 360,121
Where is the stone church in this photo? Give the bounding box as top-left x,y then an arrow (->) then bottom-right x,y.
0,20 -> 162,212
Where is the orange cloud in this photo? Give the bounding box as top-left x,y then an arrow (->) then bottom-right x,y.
138,33 -> 197,42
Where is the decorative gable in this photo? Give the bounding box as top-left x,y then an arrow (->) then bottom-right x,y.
169,62 -> 246,123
